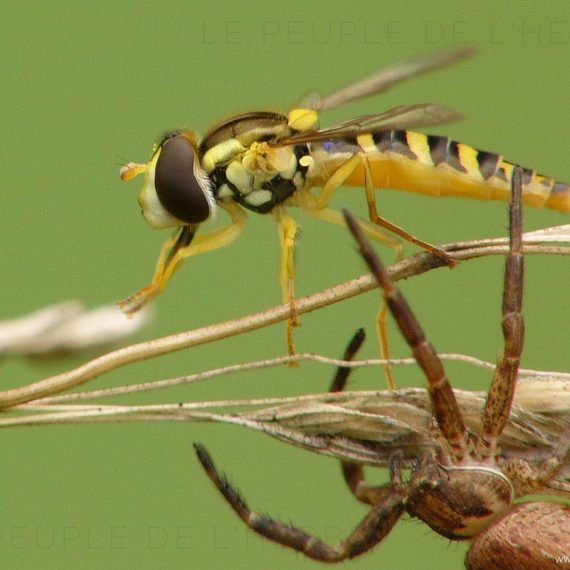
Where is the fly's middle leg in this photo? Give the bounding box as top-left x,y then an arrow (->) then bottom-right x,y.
274,207 -> 300,357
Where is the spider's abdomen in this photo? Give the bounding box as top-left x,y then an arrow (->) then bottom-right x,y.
406,466 -> 514,540
466,502 -> 570,570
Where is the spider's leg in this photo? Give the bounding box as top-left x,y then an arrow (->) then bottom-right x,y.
329,328 -> 366,392
502,421 -> 570,497
479,164 -> 524,459
329,329 -> 396,505
343,208 -> 470,461
193,443 -> 405,562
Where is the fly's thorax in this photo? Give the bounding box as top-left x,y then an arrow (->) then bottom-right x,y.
209,143 -> 309,214
197,111 -> 316,214
138,131 -> 216,229
200,111 -> 291,174
406,464 -> 514,540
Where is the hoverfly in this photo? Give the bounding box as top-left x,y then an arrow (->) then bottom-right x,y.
194,168 -> 570,567
119,47 -> 569,355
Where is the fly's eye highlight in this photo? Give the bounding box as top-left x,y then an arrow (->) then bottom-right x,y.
155,135 -> 212,224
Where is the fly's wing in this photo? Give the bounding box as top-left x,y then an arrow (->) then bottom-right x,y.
273,103 -> 463,146
304,45 -> 477,112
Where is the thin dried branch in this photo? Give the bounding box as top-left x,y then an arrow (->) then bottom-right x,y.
1,228 -> 569,409
32,352 -> 570,405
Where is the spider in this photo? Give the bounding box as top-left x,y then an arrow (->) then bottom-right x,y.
193,165 -> 570,566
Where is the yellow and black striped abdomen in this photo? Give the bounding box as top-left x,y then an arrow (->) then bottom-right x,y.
323,131 -> 570,212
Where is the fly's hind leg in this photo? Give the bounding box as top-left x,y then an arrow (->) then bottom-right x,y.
118,202 -> 247,315
302,206 -> 398,388
303,207 -> 402,253
301,205 -> 399,388
361,156 -> 457,267
310,153 -> 455,388
313,153 -> 456,265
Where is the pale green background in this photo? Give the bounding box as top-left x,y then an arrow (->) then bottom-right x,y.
2,1 -> 569,569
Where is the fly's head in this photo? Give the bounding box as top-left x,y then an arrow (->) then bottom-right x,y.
120,130 -> 216,229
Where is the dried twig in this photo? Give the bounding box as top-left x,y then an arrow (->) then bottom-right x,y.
0,227 -> 569,409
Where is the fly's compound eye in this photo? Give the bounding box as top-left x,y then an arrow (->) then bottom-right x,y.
154,135 -> 214,224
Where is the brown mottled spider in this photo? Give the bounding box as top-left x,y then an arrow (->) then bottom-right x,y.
194,165 -> 570,566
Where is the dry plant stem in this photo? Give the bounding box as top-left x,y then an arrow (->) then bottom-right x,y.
1,240 -> 569,410
37,353 -> 570,405
0,349 -> 562,411
4,380 -> 570,437
2,364 -> 569,429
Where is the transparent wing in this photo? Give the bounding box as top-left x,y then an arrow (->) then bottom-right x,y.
273,103 -> 463,146
305,45 -> 477,111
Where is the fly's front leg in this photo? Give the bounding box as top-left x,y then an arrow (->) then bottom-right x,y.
118,226 -> 195,315
118,202 -> 247,315
273,207 -> 299,357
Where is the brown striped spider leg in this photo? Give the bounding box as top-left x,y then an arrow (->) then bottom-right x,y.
328,328 -> 399,507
